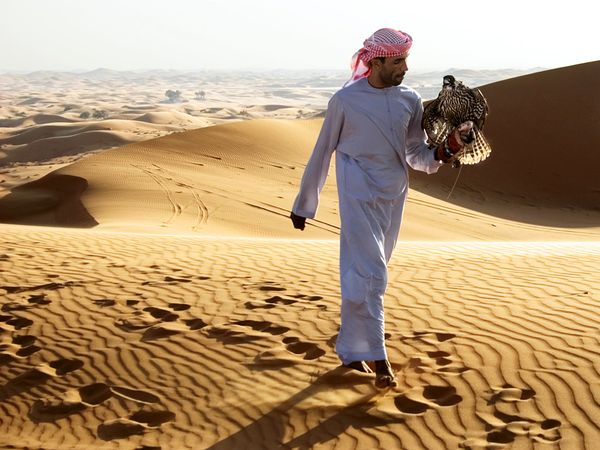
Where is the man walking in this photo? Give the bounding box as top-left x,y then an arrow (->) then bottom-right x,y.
290,28 -> 470,388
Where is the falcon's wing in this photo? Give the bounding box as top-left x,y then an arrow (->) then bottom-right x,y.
455,128 -> 492,165
422,98 -> 452,146
470,88 -> 489,130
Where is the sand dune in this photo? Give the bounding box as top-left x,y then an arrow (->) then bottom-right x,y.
1,62 -> 598,238
0,117 -> 203,164
0,114 -> 77,128
133,111 -> 211,127
0,63 -> 599,449
0,113 -> 598,238
412,61 -> 600,224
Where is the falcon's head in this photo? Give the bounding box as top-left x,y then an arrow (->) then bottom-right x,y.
442,75 -> 456,90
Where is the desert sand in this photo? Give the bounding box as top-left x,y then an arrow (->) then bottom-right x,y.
1,62 -> 599,449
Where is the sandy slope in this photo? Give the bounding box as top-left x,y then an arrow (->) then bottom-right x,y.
0,116 -> 597,240
411,61 -> 600,224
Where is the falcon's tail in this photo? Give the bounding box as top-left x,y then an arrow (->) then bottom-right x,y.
455,128 -> 492,165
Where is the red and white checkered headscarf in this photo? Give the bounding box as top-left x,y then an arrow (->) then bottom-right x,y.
345,28 -> 412,87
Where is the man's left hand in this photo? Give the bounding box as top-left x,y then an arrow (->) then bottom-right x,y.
290,212 -> 306,231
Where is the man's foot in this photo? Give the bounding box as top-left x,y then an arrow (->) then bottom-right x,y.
374,359 -> 397,388
343,361 -> 374,373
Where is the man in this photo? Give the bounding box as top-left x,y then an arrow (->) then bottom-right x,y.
290,28 -> 471,388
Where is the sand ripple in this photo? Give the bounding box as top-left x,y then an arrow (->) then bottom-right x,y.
0,226 -> 598,448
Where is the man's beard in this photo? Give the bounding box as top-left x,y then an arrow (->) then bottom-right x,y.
383,72 -> 404,86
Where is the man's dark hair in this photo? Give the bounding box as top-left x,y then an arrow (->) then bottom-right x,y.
369,56 -> 386,67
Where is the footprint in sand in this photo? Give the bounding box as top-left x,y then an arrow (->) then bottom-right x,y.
140,274 -> 204,287
93,298 -> 116,307
291,294 -> 324,302
257,282 -> 287,292
407,350 -> 469,375
282,336 -> 326,360
289,294 -> 328,310
401,331 -> 469,375
401,330 -> 457,344
163,276 -> 193,283
394,385 -> 463,415
144,307 -> 179,322
98,410 -> 175,441
475,412 -> 562,446
0,358 -> 84,401
243,283 -> 290,310
0,334 -> 41,365
0,281 -> 78,295
30,382 -> 113,422
230,320 -> 326,360
115,302 -> 206,342
2,293 -> 52,312
461,387 -> 562,447
0,314 -> 34,331
244,300 -> 277,310
206,325 -> 265,345
168,303 -> 191,311
487,384 -> 536,405
232,320 -> 290,336
208,320 -> 326,363
29,381 -> 174,441
244,293 -> 327,311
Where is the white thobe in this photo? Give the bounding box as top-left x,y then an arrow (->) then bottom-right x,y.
292,77 -> 441,365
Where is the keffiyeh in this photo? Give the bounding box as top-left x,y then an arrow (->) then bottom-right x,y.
345,28 -> 412,86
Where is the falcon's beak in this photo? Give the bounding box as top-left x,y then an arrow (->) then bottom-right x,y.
442,75 -> 455,90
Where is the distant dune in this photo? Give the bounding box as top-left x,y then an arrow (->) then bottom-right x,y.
0,114 -> 77,128
134,111 -> 211,126
0,119 -> 184,164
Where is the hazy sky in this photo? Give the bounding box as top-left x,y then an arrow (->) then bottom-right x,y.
1,0 -> 598,72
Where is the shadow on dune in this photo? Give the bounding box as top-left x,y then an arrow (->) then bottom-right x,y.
206,366 -> 401,450
0,173 -> 97,227
411,61 -> 600,227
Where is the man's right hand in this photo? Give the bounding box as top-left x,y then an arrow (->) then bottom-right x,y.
290,212 -> 306,231
437,121 -> 474,162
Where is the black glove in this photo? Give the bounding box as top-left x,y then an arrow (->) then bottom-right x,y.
290,212 -> 306,231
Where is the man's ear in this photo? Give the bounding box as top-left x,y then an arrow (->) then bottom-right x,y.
370,58 -> 382,72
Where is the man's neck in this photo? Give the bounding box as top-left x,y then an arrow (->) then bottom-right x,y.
367,74 -> 390,89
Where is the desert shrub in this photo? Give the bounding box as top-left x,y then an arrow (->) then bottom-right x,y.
92,109 -> 108,119
165,89 -> 183,103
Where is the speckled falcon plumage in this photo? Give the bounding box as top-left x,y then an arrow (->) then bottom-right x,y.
422,75 -> 492,166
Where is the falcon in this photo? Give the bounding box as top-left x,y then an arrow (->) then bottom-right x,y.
422,75 -> 492,167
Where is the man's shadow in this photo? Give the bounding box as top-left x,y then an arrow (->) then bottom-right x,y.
206,365 -> 403,450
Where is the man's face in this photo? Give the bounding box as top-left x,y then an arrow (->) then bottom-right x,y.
376,56 -> 409,87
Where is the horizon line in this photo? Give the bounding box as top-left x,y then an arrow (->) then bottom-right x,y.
0,66 -> 555,74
